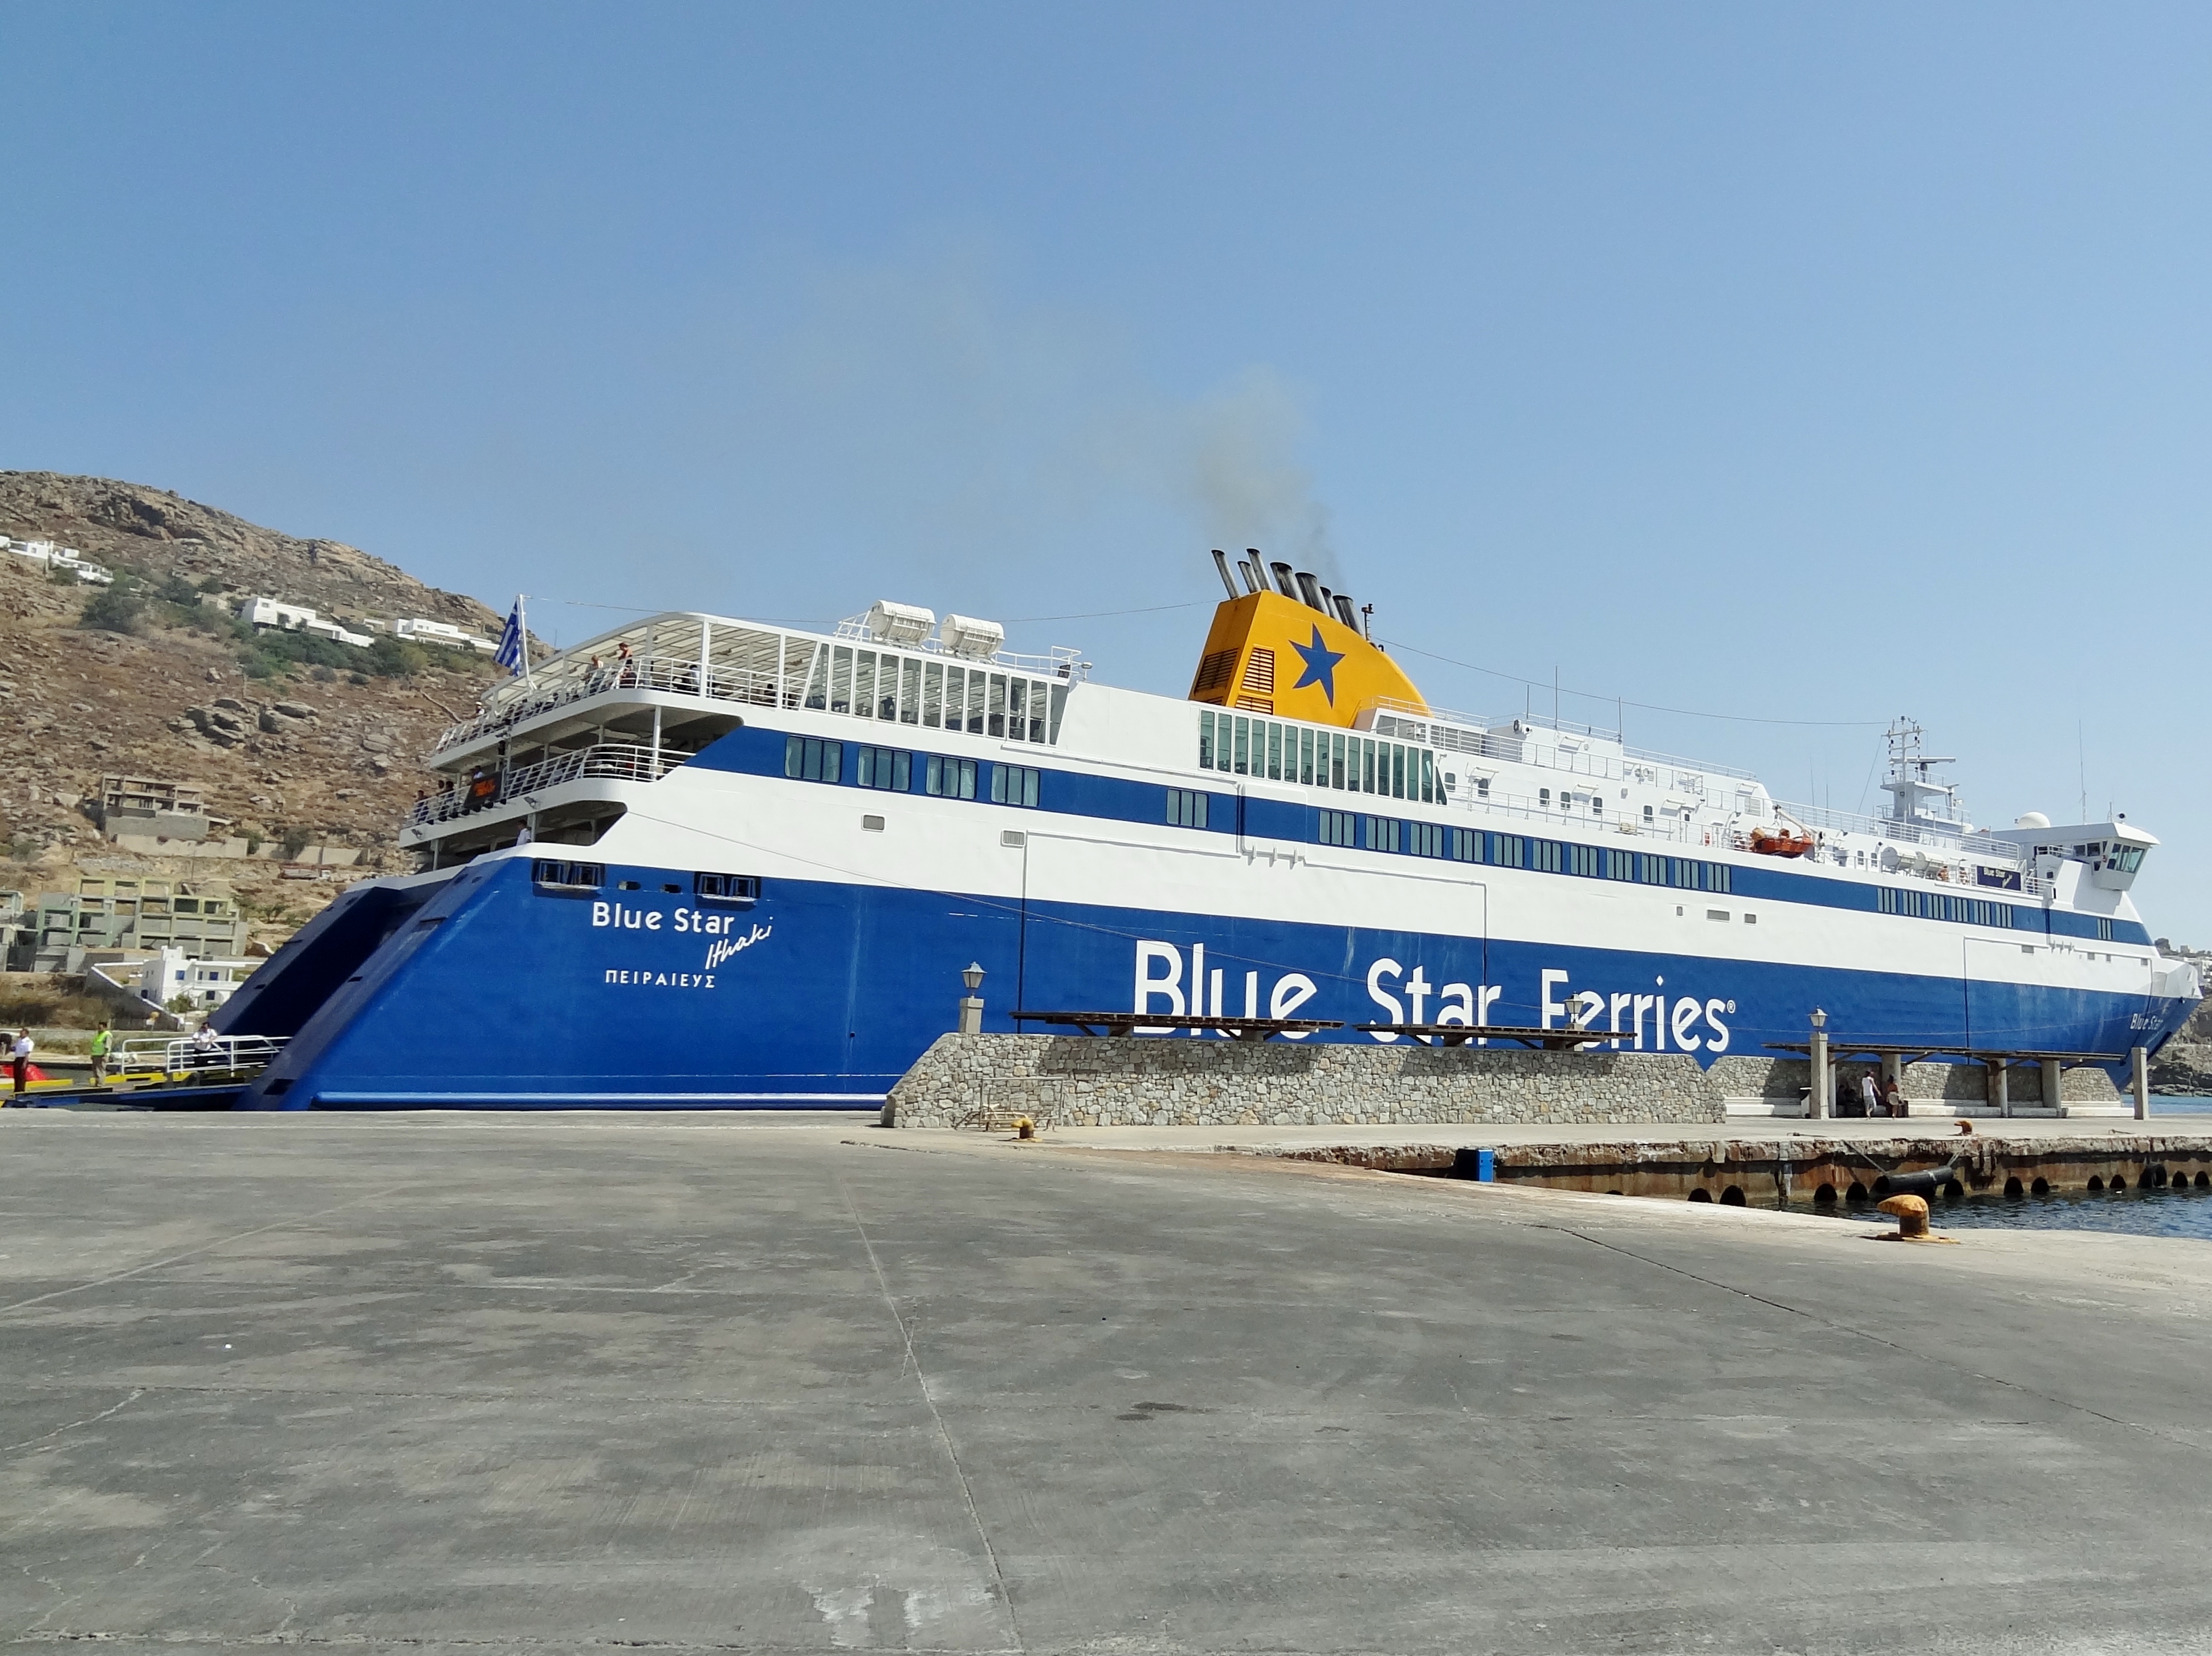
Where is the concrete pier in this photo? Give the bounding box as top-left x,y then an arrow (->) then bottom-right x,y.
6,1110 -> 2212,1650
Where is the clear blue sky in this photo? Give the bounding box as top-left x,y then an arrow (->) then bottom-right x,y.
6,5 -> 2210,936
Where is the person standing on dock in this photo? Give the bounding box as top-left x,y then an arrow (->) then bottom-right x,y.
1860,1072 -> 1885,1118
8,1029 -> 32,1098
89,1024 -> 112,1086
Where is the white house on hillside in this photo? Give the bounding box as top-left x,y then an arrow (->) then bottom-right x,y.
237,596 -> 372,648
3,537 -> 115,584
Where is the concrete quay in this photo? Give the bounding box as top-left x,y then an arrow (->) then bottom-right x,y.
1018,1114 -> 2212,1206
7,1108 -> 2212,1653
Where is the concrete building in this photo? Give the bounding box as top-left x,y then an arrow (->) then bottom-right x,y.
237,595 -> 372,648
2,536 -> 113,584
136,947 -> 255,1012
98,776 -> 211,844
393,617 -> 496,653
10,878 -> 247,974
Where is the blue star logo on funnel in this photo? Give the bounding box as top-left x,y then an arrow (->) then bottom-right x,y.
1290,626 -> 1346,704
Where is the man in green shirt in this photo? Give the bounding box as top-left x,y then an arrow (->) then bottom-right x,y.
89,1024 -> 112,1086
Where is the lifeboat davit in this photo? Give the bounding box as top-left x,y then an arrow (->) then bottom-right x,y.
1749,828 -> 1817,859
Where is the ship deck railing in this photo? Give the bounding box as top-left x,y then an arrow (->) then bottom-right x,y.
111,1033 -> 288,1079
431,656 -> 795,756
1770,796 -> 2028,866
409,742 -> 690,827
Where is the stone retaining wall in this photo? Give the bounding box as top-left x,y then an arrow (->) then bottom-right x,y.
882,1034 -> 1726,1129
1707,1055 -> 2123,1106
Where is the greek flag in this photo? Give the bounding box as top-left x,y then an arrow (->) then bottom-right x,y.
494,597 -> 527,678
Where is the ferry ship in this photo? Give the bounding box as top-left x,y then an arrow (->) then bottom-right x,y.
220,552 -> 2201,1108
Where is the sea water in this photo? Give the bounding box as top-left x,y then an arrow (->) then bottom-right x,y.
1850,1095 -> 2212,1241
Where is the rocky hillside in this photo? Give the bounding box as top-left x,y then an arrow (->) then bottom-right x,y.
0,473 -> 506,949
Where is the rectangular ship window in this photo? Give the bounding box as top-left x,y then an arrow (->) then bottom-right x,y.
1166,788 -> 1209,829
992,764 -> 1041,807
925,756 -> 977,799
923,662 -> 944,728
1490,833 -> 1525,868
1318,809 -> 1356,847
532,859 -> 604,891
1199,709 -> 1216,770
784,736 -> 844,784
1531,839 -> 1564,874
1408,821 -> 1445,858
857,746 -> 911,792
1365,816 -> 1401,853
1450,827 -> 1481,863
693,872 -> 761,906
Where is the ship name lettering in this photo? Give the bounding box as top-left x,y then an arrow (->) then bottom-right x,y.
592,901 -> 748,935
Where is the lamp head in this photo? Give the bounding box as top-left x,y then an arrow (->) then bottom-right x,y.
1811,1008 -> 1827,1030
962,962 -> 985,993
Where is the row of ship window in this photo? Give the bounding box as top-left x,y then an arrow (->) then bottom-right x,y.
788,736 -> 1042,807
783,735 -> 2047,929
801,645 -> 1067,745
1197,708 -> 1444,802
1308,809 -> 1738,888
1876,887 -> 2018,928
531,860 -> 759,903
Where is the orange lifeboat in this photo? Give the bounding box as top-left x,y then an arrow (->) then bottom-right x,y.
1749,828 -> 1818,859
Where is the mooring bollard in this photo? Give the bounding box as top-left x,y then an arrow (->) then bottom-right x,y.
1877,1193 -> 1930,1238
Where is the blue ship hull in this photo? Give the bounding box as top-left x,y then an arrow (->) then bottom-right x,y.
219,854 -> 2195,1110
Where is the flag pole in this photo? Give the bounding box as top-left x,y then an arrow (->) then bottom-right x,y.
516,594 -> 533,686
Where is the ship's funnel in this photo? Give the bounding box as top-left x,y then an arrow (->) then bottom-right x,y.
1187,557 -> 1423,728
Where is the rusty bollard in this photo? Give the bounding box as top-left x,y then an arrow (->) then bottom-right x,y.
1015,1116 -> 1036,1140
1877,1194 -> 1930,1239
